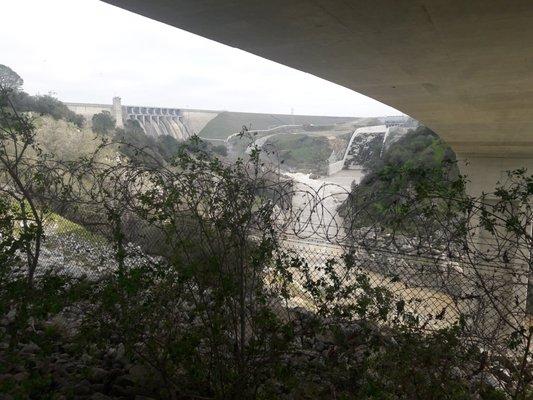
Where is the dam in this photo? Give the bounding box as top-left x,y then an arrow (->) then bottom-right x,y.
65,97 -> 219,141
123,103 -> 190,139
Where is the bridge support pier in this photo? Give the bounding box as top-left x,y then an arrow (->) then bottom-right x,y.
455,153 -> 531,340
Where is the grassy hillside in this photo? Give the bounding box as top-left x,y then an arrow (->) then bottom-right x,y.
199,111 -> 361,139
264,134 -> 332,174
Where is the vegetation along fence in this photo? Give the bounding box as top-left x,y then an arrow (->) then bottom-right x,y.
2,85 -> 532,398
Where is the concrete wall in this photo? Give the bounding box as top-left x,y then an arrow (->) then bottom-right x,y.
180,110 -> 219,135
64,103 -> 113,123
65,100 -> 220,137
327,160 -> 345,176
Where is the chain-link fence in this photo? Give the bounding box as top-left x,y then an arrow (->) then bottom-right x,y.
39,213 -> 531,344
281,236 -> 530,341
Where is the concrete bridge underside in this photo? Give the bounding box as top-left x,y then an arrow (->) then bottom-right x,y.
103,0 -> 533,194
100,0 -> 533,329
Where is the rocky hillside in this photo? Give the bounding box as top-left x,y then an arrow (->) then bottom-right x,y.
344,126 -> 409,169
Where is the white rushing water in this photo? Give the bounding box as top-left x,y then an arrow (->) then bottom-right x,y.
283,170 -> 365,241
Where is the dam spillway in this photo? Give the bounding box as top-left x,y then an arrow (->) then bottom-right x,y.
125,105 -> 191,140
64,97 -> 210,141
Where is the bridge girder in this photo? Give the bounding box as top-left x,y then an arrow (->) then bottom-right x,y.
102,0 -> 533,159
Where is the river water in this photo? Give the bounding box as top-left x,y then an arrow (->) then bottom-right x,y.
282,168 -> 365,241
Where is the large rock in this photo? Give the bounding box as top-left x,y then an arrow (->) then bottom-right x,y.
1,308 -> 17,326
128,364 -> 150,385
12,372 -> 29,382
88,366 -> 108,383
20,342 -> 40,354
114,374 -> 134,387
44,313 -> 79,338
90,393 -> 112,400
73,379 -> 92,395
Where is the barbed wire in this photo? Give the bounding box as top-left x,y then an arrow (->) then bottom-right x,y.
27,140 -> 530,349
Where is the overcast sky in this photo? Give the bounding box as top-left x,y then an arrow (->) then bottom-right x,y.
1,0 -> 401,117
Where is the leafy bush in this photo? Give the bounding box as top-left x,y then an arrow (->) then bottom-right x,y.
0,64 -> 23,92
34,115 -> 108,161
0,88 -> 530,399
339,126 -> 463,234
0,65 -> 85,127
92,110 -> 116,135
13,91 -> 85,128
114,120 -> 227,167
0,198 -> 22,273
0,89 -> 48,285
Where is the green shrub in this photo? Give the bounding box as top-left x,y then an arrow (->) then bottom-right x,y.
91,110 -> 115,135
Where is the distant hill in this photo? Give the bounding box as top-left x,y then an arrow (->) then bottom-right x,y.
198,111 -> 361,139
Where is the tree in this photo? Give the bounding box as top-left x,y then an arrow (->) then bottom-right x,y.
0,64 -> 23,92
339,126 -> 461,232
0,88 -> 45,286
27,94 -> 85,128
92,110 -> 116,135
0,67 -> 84,127
156,134 -> 182,160
114,120 -> 163,166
